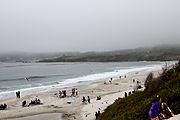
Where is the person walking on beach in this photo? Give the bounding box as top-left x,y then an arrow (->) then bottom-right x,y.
16,92 -> 18,98
124,92 -> 127,98
82,96 -> 86,104
71,88 -> 75,96
95,112 -> 98,119
87,96 -> 91,103
16,91 -> 20,98
148,95 -> 161,120
75,88 -> 78,96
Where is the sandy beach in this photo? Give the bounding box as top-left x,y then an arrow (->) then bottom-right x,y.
0,69 -> 161,120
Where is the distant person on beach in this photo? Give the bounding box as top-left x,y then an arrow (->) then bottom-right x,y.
82,96 -> 86,104
124,92 -> 127,98
18,91 -> 20,98
0,104 -> 7,110
124,75 -> 126,78
95,112 -> 98,119
97,96 -> 101,100
59,91 -> 62,98
109,80 -> 112,84
75,88 -> 78,96
62,90 -> 67,97
28,97 -> 42,106
16,92 -> 18,98
72,88 -> 75,96
119,76 -> 121,79
148,95 -> 161,120
87,96 -> 91,103
98,108 -> 101,115
109,78 -> 112,84
22,100 -> 26,107
133,79 -> 135,83
16,91 -> 20,98
95,109 -> 101,119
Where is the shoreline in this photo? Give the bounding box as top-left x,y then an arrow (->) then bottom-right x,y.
0,68 -> 162,120
0,62 -> 165,101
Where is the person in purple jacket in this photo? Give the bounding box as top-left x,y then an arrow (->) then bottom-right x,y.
149,95 -> 161,120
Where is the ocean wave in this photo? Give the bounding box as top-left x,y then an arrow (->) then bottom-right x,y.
0,74 -> 71,82
0,64 -> 32,68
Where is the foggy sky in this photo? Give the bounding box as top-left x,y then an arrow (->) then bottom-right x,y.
0,0 -> 180,53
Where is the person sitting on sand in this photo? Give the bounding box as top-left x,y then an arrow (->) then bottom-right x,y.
22,100 -> 26,107
159,102 -> 174,119
96,96 -> 101,100
0,104 -> 7,110
0,104 -> 3,110
28,98 -> 42,106
3,104 -> 7,109
148,95 -> 161,120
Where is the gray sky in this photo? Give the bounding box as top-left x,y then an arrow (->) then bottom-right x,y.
0,0 -> 180,53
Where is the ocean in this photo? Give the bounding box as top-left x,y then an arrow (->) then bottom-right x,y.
0,61 -> 176,100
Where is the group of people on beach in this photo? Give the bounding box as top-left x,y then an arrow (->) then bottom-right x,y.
104,75 -> 127,85
22,97 -> 42,107
58,90 -> 67,98
16,91 -> 21,98
0,103 -> 7,110
124,90 -> 136,98
71,88 -> 78,96
149,95 -> 174,120
82,96 -> 91,104
58,88 -> 78,98
95,108 -> 101,119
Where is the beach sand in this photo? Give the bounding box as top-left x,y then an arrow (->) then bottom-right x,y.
0,69 -> 161,120
7,113 -> 63,120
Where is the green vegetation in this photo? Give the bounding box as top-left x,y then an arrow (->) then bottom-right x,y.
38,45 -> 180,62
97,61 -> 180,120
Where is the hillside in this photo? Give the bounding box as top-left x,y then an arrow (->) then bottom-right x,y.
38,45 -> 180,62
96,61 -> 180,120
